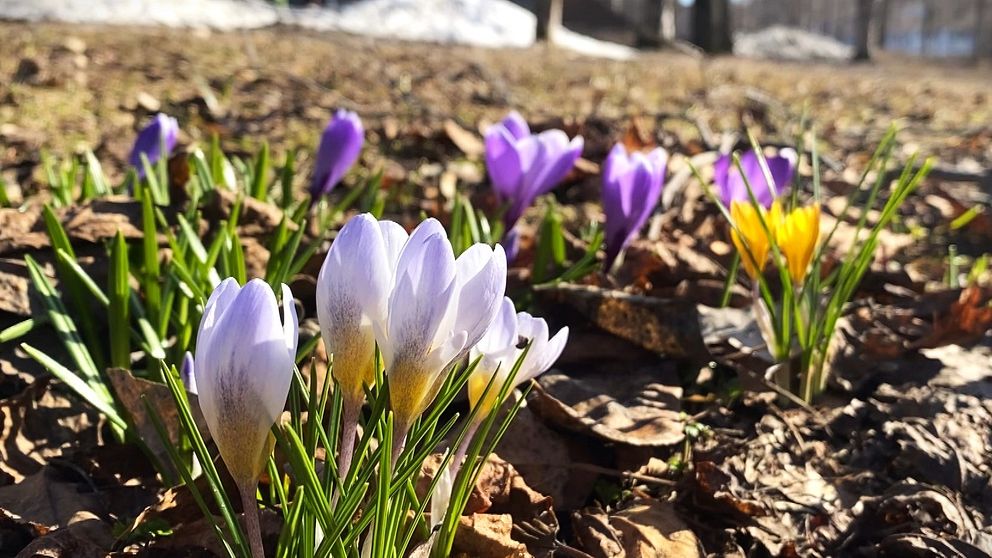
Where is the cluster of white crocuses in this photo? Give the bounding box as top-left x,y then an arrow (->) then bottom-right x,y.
189,212 -> 567,557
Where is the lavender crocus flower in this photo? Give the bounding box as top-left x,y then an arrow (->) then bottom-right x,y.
128,113 -> 179,177
601,143 -> 668,270
484,111 -> 584,231
713,148 -> 797,209
309,109 -> 364,201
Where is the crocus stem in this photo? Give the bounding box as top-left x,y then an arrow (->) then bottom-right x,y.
334,396 -> 361,503
389,420 -> 410,471
239,482 -> 264,558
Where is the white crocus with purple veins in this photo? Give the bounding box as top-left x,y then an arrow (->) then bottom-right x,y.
443,296 -> 568,485
467,297 -> 569,419
374,218 -> 507,451
193,277 -> 298,558
316,212 -> 408,489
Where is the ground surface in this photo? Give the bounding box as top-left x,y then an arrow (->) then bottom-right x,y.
2,22 -> 992,558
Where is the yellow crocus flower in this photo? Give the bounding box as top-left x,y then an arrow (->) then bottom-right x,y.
730,200 -> 772,280
775,203 -> 821,284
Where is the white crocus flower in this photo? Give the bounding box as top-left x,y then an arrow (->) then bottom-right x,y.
316,212 -> 408,491
374,218 -> 507,450
193,277 -> 298,558
467,297 -> 569,419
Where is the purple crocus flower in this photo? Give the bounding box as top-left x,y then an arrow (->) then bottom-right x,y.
601,143 -> 668,270
713,148 -> 797,209
309,109 -> 364,201
484,111 -> 584,231
128,113 -> 179,177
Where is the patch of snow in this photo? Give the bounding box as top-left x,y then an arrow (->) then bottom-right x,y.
0,0 -> 279,30
734,25 -> 853,61
552,26 -> 637,61
0,0 -> 636,58
284,0 -> 535,48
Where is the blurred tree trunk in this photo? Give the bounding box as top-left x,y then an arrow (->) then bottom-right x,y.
637,0 -> 677,47
973,0 -> 988,59
920,0 -> 934,55
692,0 -> 732,53
854,0 -> 874,60
536,0 -> 563,42
874,0 -> 890,49
785,0 -> 802,27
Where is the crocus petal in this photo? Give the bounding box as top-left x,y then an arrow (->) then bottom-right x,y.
310,109 -> 364,199
526,131 -> 584,199
499,227 -> 520,264
716,149 -> 795,209
379,220 -> 409,271
317,213 -> 394,398
627,153 -> 665,234
767,148 -> 798,199
775,203 -> 820,285
384,219 -> 458,371
281,283 -> 299,360
194,279 -> 295,485
528,326 -> 569,382
730,200 -> 771,280
195,277 -> 241,369
467,310 -> 567,416
500,111 -> 531,140
180,351 -> 197,395
738,151 -> 776,208
484,126 -> 524,202
602,145 -> 667,270
448,244 -> 507,352
430,465 -> 453,529
713,153 -> 737,208
485,117 -> 581,230
473,296 -> 517,357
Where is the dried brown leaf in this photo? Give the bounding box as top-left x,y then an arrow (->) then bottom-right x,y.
0,378 -> 102,484
610,499 -> 702,558
531,366 -> 684,448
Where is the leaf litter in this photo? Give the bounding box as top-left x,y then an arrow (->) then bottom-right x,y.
1,21 -> 992,558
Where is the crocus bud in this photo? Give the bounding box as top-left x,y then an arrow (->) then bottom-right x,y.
310,109 -> 364,201
193,278 -> 298,487
180,351 -> 196,394
484,111 -> 584,232
714,148 -> 797,209
316,213 -> 407,404
468,297 -> 568,419
601,143 -> 668,270
129,113 -> 179,178
774,202 -> 820,285
374,219 -> 507,432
